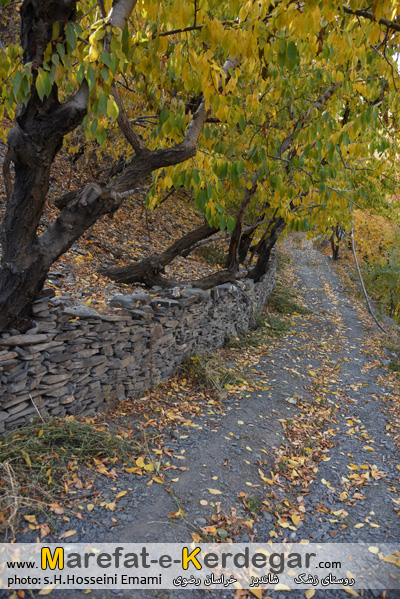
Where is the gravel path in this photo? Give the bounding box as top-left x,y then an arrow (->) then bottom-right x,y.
2,236 -> 399,599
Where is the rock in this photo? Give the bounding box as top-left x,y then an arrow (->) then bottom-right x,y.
0,334 -> 51,347
150,298 -> 182,310
64,305 -> 101,319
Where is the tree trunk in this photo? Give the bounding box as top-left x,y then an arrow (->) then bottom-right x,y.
247,218 -> 286,282
225,172 -> 258,271
103,223 -> 217,284
0,1 -> 87,331
238,229 -> 254,263
0,1 -> 216,332
187,268 -> 242,289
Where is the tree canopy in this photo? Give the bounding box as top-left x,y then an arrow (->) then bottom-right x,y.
0,0 -> 400,330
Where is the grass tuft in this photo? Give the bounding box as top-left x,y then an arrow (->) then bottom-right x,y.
268,282 -> 312,315
0,417 -> 135,534
182,353 -> 244,395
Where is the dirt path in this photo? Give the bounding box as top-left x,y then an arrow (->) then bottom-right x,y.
4,236 -> 400,599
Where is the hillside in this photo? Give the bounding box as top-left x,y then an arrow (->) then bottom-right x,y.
0,148 -> 225,309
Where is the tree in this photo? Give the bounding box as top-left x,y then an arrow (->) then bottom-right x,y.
0,0 -> 399,331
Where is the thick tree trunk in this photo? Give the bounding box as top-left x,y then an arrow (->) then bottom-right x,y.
0,1 -> 87,331
187,268 -> 243,289
103,223 -> 217,284
225,172 -> 258,271
247,218 -> 286,282
238,229 -> 254,263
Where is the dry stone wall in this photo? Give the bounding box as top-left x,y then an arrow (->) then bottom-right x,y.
0,251 -> 277,433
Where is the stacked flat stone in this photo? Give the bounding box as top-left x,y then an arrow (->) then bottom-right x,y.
0,251 -> 277,433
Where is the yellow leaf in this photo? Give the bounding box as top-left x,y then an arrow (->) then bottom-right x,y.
191,533 -> 201,543
291,514 -> 300,526
152,476 -> 164,483
59,530 -> 77,539
200,500 -> 208,505
125,467 -> 142,475
368,546 -> 379,554
135,456 -> 145,468
354,523 -> 364,528
87,504 -> 95,512
106,502 -> 116,511
38,430 -> 44,438
20,449 -> 32,468
249,590 -> 263,599
383,554 -> 398,564
305,591 -> 315,599
24,515 -> 37,523
208,488 -> 222,495
38,587 -> 55,595
116,491 -> 127,499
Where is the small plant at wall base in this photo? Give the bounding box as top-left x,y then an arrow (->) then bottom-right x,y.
268,282 -> 312,316
0,417 -> 136,534
182,353 -> 245,396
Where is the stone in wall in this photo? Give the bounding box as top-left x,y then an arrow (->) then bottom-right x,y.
0,250 -> 277,433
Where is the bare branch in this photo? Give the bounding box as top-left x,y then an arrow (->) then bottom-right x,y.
111,85 -> 147,153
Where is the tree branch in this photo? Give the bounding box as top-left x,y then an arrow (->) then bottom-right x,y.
279,82 -> 339,156
111,85 -> 147,153
343,4 -> 400,32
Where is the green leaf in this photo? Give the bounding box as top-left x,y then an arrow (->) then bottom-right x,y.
238,114 -> 246,133
110,54 -> 119,75
13,70 -> 22,100
227,216 -> 236,235
159,106 -> 169,125
87,65 -> 95,91
77,63 -> 85,85
278,39 -> 287,54
287,41 -> 297,63
269,173 -> 278,189
195,189 -> 207,212
192,169 -> 200,185
98,90 -> 108,115
277,52 -> 286,69
96,127 -> 107,145
35,68 -> 50,101
101,52 -> 111,67
220,214 -> 227,231
56,42 -> 65,59
66,23 -> 77,52
91,118 -> 98,136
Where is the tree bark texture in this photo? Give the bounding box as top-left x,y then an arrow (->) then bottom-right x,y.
247,218 -> 286,282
